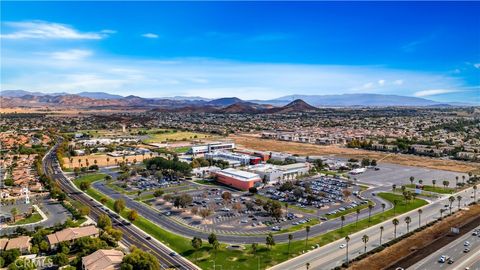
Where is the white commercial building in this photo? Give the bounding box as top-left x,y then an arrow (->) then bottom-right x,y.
189,142 -> 235,155
246,162 -> 311,184
205,150 -> 251,166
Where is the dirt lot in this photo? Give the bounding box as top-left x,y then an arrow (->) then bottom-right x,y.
62,153 -> 157,168
230,134 -> 479,173
348,204 -> 480,270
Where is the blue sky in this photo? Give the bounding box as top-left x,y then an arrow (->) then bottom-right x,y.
1,1 -> 479,102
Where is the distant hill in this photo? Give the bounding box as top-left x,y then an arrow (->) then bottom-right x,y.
257,93 -> 442,107
215,102 -> 259,114
207,97 -> 243,107
77,92 -> 124,99
267,99 -> 318,113
0,90 -> 68,97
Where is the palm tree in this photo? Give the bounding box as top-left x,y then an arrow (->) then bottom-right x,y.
418,209 -> 423,227
361,234 -> 369,253
462,175 -> 466,184
381,203 -> 386,214
405,216 -> 411,233
304,226 -> 311,251
392,218 -> 399,238
345,236 -> 350,267
449,196 -> 455,214
409,176 -> 415,185
340,215 -> 345,229
457,195 -> 462,209
355,208 -> 361,227
306,263 -> 310,270
368,204 -> 374,223
287,234 -> 293,257
106,157 -> 110,167
392,184 -> 397,192
418,179 -> 423,185
440,208 -> 444,219
455,176 -> 459,188
473,185 -> 478,203
379,226 -> 384,245
432,179 -> 436,189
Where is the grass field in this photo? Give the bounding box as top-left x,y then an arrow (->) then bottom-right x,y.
405,184 -> 454,194
13,213 -> 43,225
230,134 -> 479,173
74,173 -> 108,186
143,130 -> 211,143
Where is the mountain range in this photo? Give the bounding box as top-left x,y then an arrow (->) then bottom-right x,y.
0,90 -> 475,112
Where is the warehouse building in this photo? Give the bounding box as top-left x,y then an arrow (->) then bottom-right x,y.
246,162 -> 311,184
215,168 -> 262,190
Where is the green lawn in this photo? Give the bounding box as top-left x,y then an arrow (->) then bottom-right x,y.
405,184 -> 454,194
74,173 -> 107,186
174,146 -> 191,153
13,213 -> 42,225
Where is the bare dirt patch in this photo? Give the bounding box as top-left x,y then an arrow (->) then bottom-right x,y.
63,153 -> 157,168
348,204 -> 480,270
230,134 -> 479,173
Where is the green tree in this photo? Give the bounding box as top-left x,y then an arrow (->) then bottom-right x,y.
52,253 -> 69,266
340,215 -> 345,229
208,233 -> 217,246
121,246 -> 160,270
368,204 -> 374,223
191,237 -> 202,262
418,209 -> 423,227
379,226 -> 384,245
114,199 -> 126,213
127,210 -> 138,221
97,214 -> 112,230
448,196 -> 455,214
79,181 -> 91,191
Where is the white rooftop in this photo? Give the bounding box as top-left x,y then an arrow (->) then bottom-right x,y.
218,168 -> 260,181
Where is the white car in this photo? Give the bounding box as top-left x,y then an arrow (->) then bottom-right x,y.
339,244 -> 346,249
464,241 -> 470,246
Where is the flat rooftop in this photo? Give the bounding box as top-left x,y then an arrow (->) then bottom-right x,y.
217,168 -> 260,181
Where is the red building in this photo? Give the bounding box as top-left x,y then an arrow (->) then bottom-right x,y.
215,168 -> 262,190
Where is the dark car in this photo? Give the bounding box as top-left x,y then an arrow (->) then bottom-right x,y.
146,236 -> 152,240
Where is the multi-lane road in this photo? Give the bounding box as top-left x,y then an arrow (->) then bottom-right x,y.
270,187 -> 478,270
409,226 -> 480,270
43,141 -> 199,270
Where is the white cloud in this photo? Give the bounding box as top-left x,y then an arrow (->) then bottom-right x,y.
474,63 -> 480,69
378,79 -> 385,86
0,21 -> 113,40
142,33 -> 159,39
414,89 -> 462,97
50,49 -> 93,60
393,80 -> 404,85
1,49 -> 468,99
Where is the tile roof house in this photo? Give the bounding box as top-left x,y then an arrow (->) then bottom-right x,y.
82,249 -> 124,270
47,225 -> 99,248
4,236 -> 31,253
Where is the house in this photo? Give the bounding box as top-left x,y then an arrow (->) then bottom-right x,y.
82,249 -> 124,270
5,236 -> 31,254
47,225 -> 99,249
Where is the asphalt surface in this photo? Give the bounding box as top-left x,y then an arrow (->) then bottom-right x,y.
270,187 -> 478,270
1,199 -> 71,236
351,162 -> 467,187
409,226 -> 480,270
44,141 -> 199,270
92,179 -> 392,244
